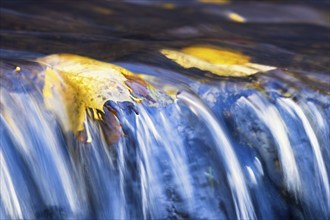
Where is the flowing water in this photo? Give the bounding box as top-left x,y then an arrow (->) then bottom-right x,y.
1,1 -> 330,220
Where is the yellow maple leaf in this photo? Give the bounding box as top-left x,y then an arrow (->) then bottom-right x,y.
198,0 -> 229,4
37,54 -> 144,140
161,45 -> 276,77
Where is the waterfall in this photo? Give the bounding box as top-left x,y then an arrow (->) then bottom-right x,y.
125,105 -> 195,219
1,67 -> 329,220
1,0 -> 330,219
277,97 -> 330,213
176,90 -> 256,220
0,149 -> 23,220
1,89 -> 82,218
236,94 -> 301,197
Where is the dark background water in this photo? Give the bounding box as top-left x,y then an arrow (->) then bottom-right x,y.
1,1 -> 329,72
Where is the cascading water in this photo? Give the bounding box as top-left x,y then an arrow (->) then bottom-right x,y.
235,94 -> 301,197
1,1 -> 330,220
1,62 -> 329,219
176,90 -> 255,220
277,98 -> 330,213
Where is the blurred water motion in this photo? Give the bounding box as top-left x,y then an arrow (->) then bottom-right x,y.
1,1 -> 330,219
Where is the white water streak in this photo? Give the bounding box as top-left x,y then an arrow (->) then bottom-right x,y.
238,95 -> 301,196
118,140 -> 127,220
278,98 -> 330,208
159,111 -> 194,201
134,106 -> 195,218
177,90 -> 256,220
1,90 -> 79,213
135,110 -> 158,219
246,166 -> 257,185
306,102 -> 326,129
0,150 -> 23,220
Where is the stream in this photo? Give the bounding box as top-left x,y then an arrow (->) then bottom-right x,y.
1,1 -> 329,219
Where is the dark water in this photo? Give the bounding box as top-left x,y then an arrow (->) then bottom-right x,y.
1,1 -> 330,220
